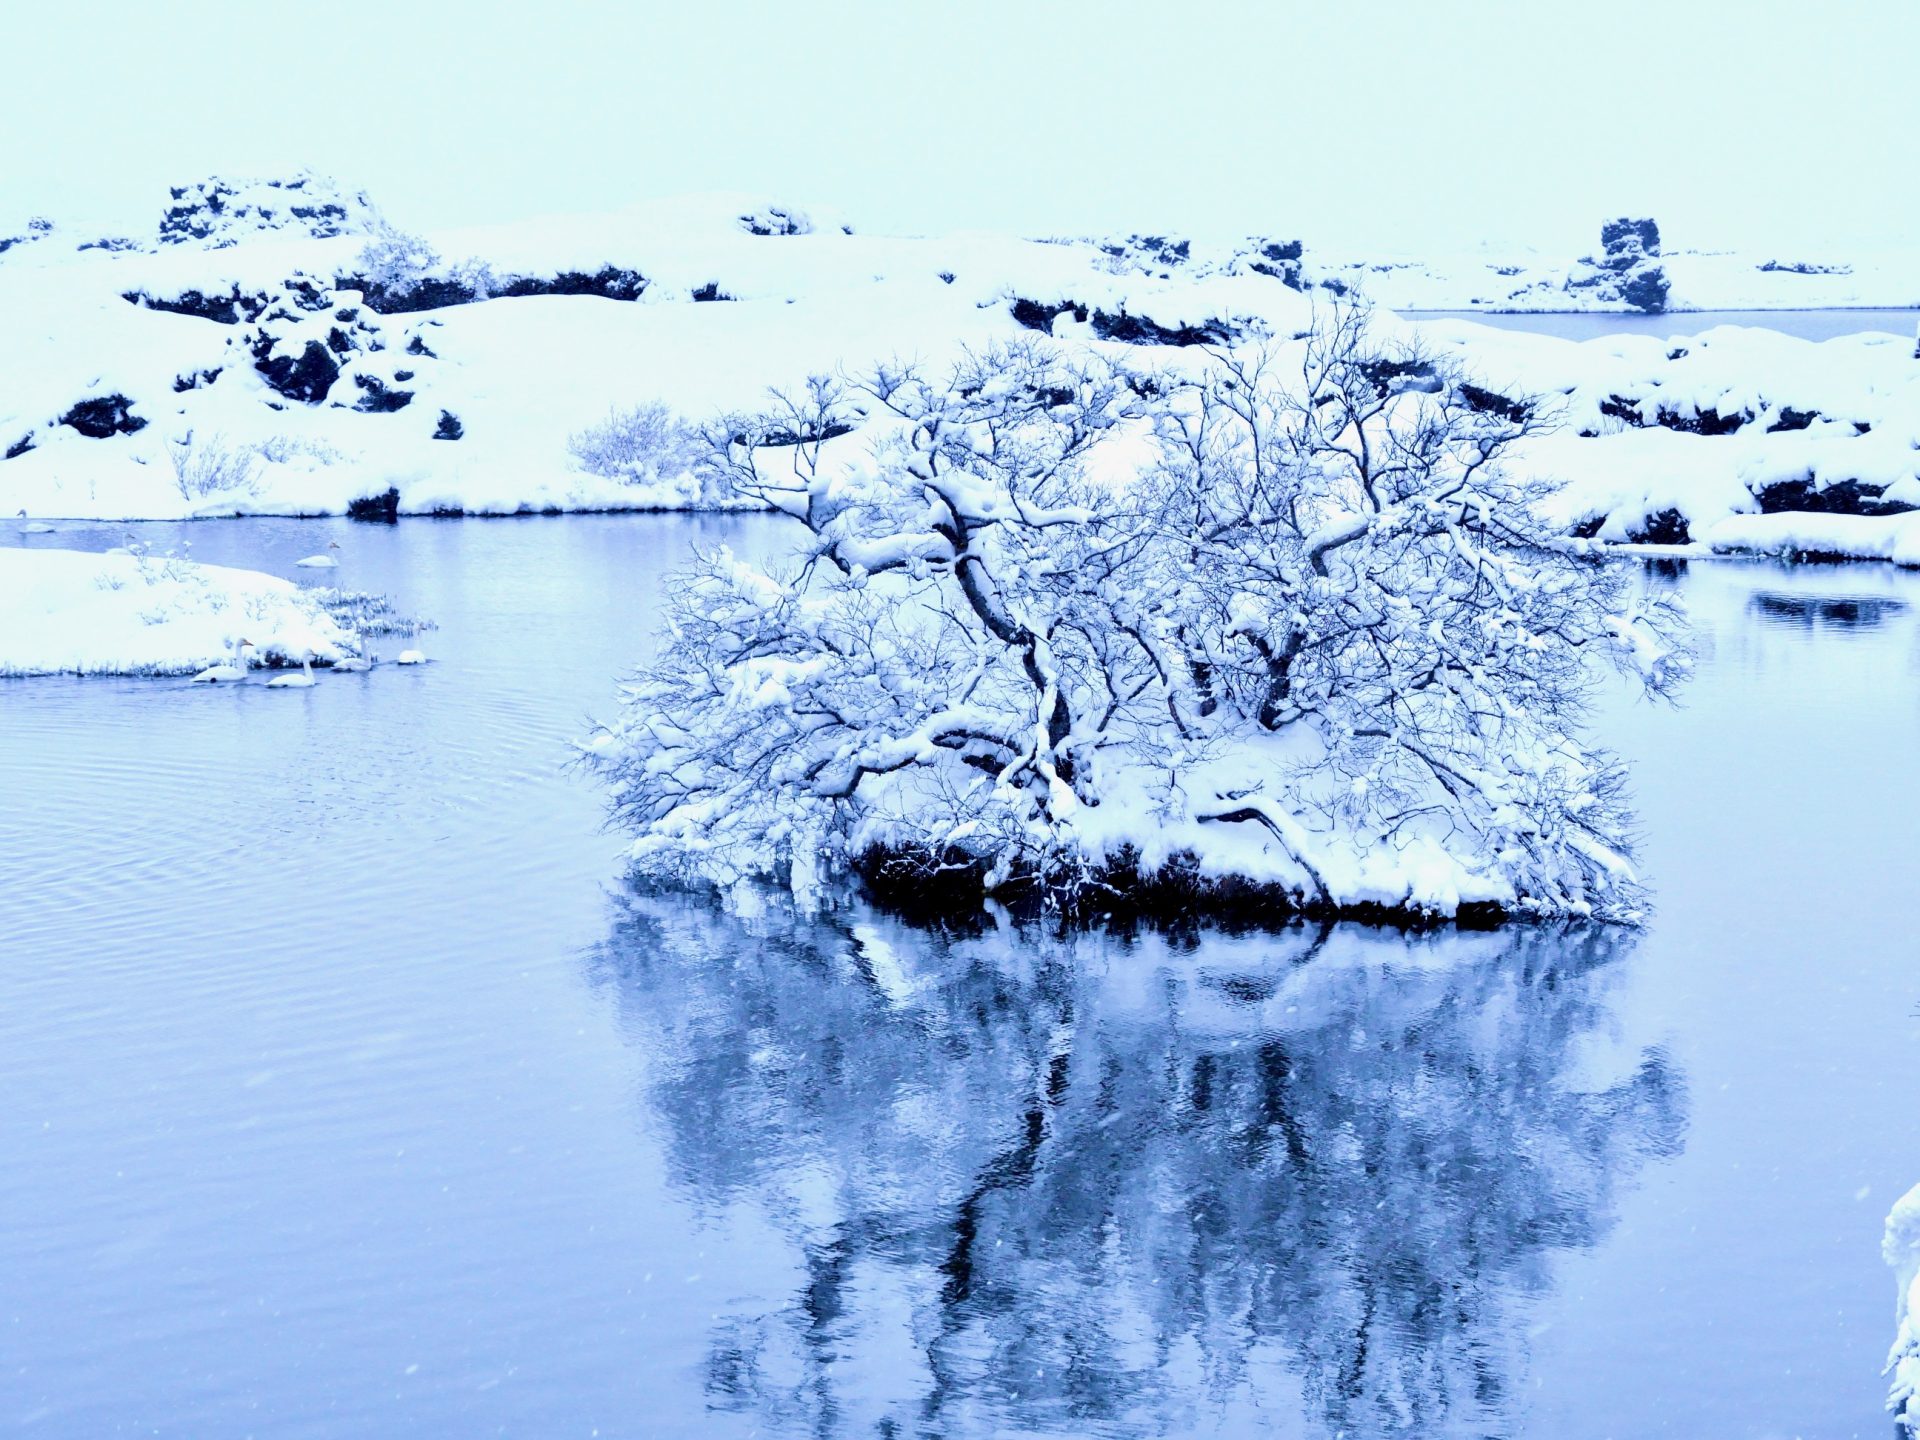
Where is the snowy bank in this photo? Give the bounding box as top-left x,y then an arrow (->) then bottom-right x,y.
1891,1184 -> 1920,1433
3,176 -> 1917,557
0,545 -> 359,676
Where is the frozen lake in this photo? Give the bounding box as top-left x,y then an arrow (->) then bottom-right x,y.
1402,307 -> 1920,342
3,515 -> 1916,1437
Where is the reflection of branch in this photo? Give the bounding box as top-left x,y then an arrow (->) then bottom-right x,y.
596,897 -> 1683,1438
926,1046 -> 1071,1424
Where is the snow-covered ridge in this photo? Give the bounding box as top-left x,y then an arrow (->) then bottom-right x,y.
3,177 -> 1917,557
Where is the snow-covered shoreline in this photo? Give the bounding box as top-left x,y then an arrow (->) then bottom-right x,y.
4,178 -> 1917,563
0,544 -> 365,677
1892,1185 -> 1920,1433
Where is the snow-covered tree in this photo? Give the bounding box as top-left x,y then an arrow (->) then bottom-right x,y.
353,224 -> 439,297
585,306 -> 1687,920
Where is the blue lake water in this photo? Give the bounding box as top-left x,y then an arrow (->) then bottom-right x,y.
2,517 -> 1917,1437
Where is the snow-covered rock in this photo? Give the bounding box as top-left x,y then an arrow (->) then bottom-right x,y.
1890,1184 -> 1920,1433
157,171 -> 386,248
1561,216 -> 1669,313
0,544 -> 359,676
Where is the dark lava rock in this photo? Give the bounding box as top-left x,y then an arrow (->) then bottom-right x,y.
1619,267 -> 1670,313
0,217 -> 53,256
1754,476 -> 1916,517
347,487 -> 401,522
344,264 -> 650,315
171,367 -> 222,393
1766,407 -> 1821,433
1089,308 -> 1235,347
737,205 -> 824,237
1601,217 -> 1661,262
497,266 -> 648,302
1359,357 -> 1444,396
253,339 -> 339,404
1100,234 -> 1192,270
1247,238 -> 1306,290
432,410 -> 464,440
123,287 -> 267,324
405,334 -> 436,358
689,282 -> 734,302
4,435 -> 33,460
60,394 -> 147,438
349,374 -> 413,413
1625,507 -> 1690,545
728,419 -> 853,448
1663,404 -> 1748,436
1010,297 -> 1087,333
1458,382 -> 1532,424
1600,395 -> 1748,434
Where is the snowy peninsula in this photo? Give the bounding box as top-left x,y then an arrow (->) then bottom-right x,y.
0,542 -> 369,677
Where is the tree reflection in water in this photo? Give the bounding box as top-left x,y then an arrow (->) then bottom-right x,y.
585,895 -> 1686,1439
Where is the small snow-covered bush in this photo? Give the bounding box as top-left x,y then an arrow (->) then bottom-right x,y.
584,308 -> 1689,921
253,435 -> 345,466
568,403 -> 721,499
446,255 -> 498,301
354,225 -> 440,297
169,433 -> 260,500
309,588 -> 433,637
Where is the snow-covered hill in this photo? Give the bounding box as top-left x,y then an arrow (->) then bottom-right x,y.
4,176 -> 1919,561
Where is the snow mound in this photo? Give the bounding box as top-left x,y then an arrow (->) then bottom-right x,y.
1891,1184 -> 1920,1433
0,544 -> 358,676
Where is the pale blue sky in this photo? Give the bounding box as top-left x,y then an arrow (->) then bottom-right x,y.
4,0 -> 1916,254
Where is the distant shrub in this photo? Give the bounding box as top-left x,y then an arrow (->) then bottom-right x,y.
354,226 -> 440,296
568,403 -> 719,495
253,435 -> 346,466
169,433 -> 260,500
447,255 -> 499,301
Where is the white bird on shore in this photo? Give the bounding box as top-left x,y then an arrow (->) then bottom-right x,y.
296,542 -> 341,569
266,656 -> 317,688
332,652 -> 376,673
395,648 -> 428,665
191,637 -> 254,683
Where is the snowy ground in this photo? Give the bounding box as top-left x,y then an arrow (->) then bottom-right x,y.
0,543 -> 361,676
4,177 -> 1918,561
1892,1185 -> 1920,1433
